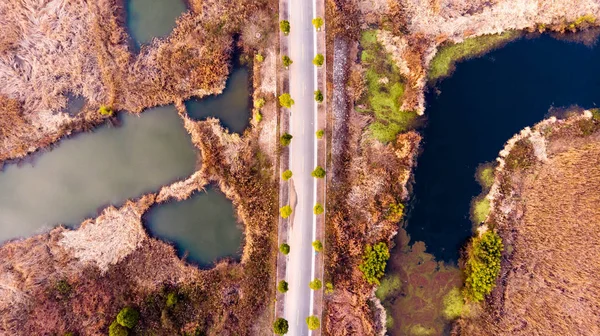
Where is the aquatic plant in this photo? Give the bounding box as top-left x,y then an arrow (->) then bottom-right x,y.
313,54 -> 324,66
279,93 -> 295,108
472,198 -> 491,224
273,317 -> 289,335
464,230 -> 503,302
311,166 -> 326,178
313,203 -> 324,215
306,316 -> 320,330
375,275 -> 401,300
359,242 -> 390,285
280,133 -> 293,146
442,287 -> 464,320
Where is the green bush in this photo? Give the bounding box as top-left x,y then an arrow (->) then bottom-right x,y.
166,292 -> 178,308
464,230 -> 503,302
312,54 -> 324,66
280,133 -> 293,146
279,93 -> 295,108
313,203 -> 324,215
273,317 -> 289,335
312,240 -> 323,252
312,17 -> 324,30
306,316 -> 320,330
278,280 -> 289,293
254,111 -> 263,122
280,20 -> 290,35
358,242 -> 390,285
309,279 -> 322,290
282,170 -> 293,181
255,54 -> 264,62
99,105 -> 113,116
279,243 -> 290,255
325,282 -> 334,294
255,98 -> 266,108
109,321 -> 128,336
280,205 -> 292,219
311,166 -> 326,178
282,55 -> 293,67
386,202 -> 404,221
316,129 -> 324,139
314,90 -> 323,103
116,307 -> 139,329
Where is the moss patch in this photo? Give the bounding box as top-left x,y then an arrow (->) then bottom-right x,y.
358,30 -> 416,143
476,164 -> 495,189
429,31 -> 521,82
472,197 -> 491,224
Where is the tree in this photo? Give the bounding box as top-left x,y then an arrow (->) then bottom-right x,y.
279,93 -> 295,108
306,316 -> 320,330
312,240 -> 323,252
313,203 -> 324,215
312,17 -> 324,31
279,20 -> 291,35
464,230 -> 503,302
255,98 -> 266,108
99,105 -> 113,116
116,307 -> 139,329
311,166 -> 326,178
280,205 -> 292,218
313,54 -> 324,66
255,54 -> 264,62
282,170 -> 293,181
358,242 -> 390,285
109,321 -> 128,336
316,129 -> 324,139
273,317 -> 289,335
279,243 -> 290,255
280,133 -> 293,146
314,90 -> 323,103
278,280 -> 289,293
309,279 -> 322,290
282,55 -> 293,67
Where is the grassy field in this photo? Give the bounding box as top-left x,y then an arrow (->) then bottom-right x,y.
358,30 -> 417,143
428,31 -> 521,82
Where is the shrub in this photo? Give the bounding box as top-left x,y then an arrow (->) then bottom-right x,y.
314,90 -> 323,103
255,98 -> 266,108
280,20 -> 291,35
273,317 -> 289,335
316,129 -> 324,139
282,170 -> 293,181
279,93 -> 295,108
386,202 -> 404,221
312,17 -> 324,30
313,203 -> 324,215
311,166 -> 326,178
306,316 -> 320,330
309,279 -> 322,290
255,54 -> 264,62
280,205 -> 292,219
359,242 -> 390,285
109,321 -> 128,336
325,282 -> 334,294
312,54 -> 324,66
55,279 -> 71,296
166,292 -> 178,308
312,240 -> 323,252
279,243 -> 290,255
99,105 -> 113,116
280,133 -> 293,146
464,230 -> 503,302
282,55 -> 293,67
116,307 -> 139,329
254,111 -> 263,122
278,280 -> 289,293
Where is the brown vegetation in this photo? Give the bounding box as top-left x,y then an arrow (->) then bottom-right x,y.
454,113 -> 600,336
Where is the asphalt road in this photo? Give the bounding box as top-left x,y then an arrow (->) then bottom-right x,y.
283,0 -> 317,334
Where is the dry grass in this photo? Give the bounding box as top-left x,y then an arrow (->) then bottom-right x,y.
455,116 -> 600,336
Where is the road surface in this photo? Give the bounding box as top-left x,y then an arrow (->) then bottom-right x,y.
283,0 -> 318,334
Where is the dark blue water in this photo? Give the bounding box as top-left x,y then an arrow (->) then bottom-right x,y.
144,188 -> 242,267
185,67 -> 251,134
407,35 -> 600,262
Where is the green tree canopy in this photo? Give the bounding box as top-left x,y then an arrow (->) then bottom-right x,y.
306,316 -> 320,330
282,170 -> 293,181
313,203 -> 324,215
280,205 -> 292,219
309,279 -> 322,290
279,20 -> 290,35
312,17 -> 324,30
313,54 -> 324,66
279,93 -> 295,108
311,166 -> 326,178
273,317 -> 289,335
316,129 -> 324,139
279,243 -> 290,255
358,242 -> 390,285
280,133 -> 293,146
109,321 -> 128,336
116,307 -> 139,329
282,55 -> 293,67
278,280 -> 289,293
255,53 -> 264,62
314,90 -> 323,103
464,230 -> 503,302
312,240 -> 323,252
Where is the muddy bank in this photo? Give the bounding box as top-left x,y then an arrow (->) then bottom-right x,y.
453,110 -> 600,335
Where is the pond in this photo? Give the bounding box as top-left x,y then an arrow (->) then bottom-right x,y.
144,188 -> 243,267
0,106 -> 197,242
126,0 -> 187,46
185,66 -> 252,134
